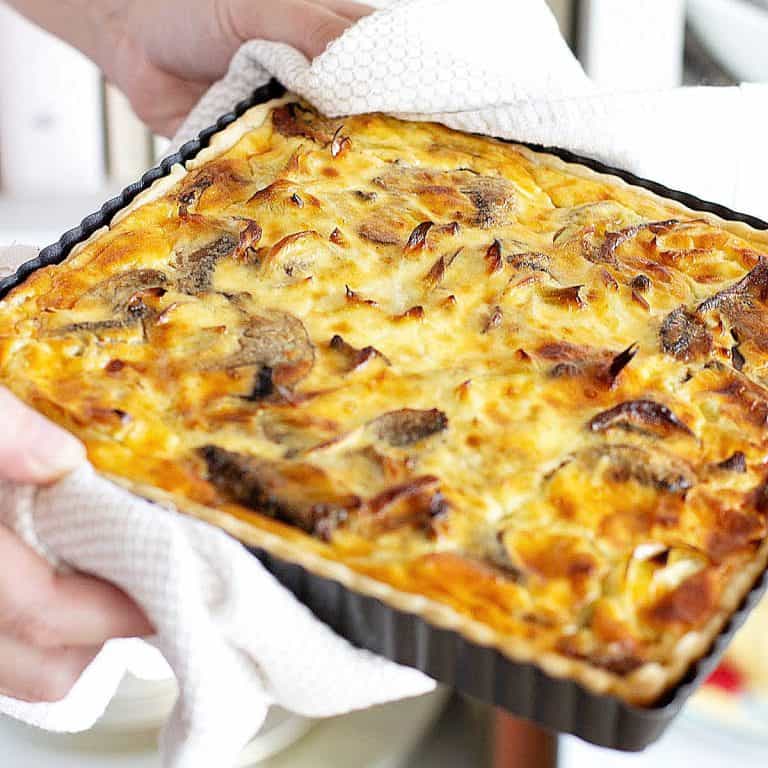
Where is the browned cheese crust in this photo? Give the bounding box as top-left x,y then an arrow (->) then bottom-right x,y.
2,98 -> 768,705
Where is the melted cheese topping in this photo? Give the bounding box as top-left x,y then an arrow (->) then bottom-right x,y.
2,99 -> 768,705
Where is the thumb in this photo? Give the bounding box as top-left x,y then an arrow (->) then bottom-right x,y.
0,388 -> 86,484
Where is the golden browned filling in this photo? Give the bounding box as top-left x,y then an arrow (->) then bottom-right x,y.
2,100 -> 768,704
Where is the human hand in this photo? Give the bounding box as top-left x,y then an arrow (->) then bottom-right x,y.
0,387 -> 152,702
96,0 -> 373,137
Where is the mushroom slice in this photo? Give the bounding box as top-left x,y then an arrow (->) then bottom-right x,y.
80,269 -> 168,313
587,400 -> 694,438
260,411 -> 341,455
199,445 -> 360,537
175,234 -> 238,294
358,216 -> 407,246
50,318 -> 136,337
175,161 -> 247,210
507,251 -> 551,275
460,176 -> 517,228
573,444 -> 696,494
271,102 -> 341,144
697,260 -> 768,352
659,306 -> 712,362
369,408 -> 448,447
537,341 -> 636,388
51,269 -> 169,336
219,309 -> 315,389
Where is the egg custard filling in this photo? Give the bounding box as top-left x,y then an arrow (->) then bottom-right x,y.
2,98 -> 768,705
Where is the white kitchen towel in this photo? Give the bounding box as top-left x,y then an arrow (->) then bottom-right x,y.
176,0 -> 768,220
0,337 -> 433,768
2,0 -> 768,766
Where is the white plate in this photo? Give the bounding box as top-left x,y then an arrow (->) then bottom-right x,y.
0,687 -> 449,767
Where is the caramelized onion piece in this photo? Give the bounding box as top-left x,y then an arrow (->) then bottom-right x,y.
178,174 -> 213,208
398,305 -> 424,320
484,239 -> 503,274
233,220 -> 263,261
601,269 -> 619,290
330,126 -> 352,158
370,408 -> 448,447
659,307 -> 712,362
631,274 -> 651,292
543,285 -> 585,309
598,219 -> 679,265
405,221 -> 434,253
607,343 -> 638,384
247,179 -> 293,207
632,290 -> 650,312
263,231 -> 320,273
587,400 -> 694,438
716,451 -> 747,473
344,285 -> 378,306
437,221 -> 461,237
361,476 -> 447,535
424,248 -> 461,288
425,254 -> 447,286
732,344 -> 746,371
708,362 -> 768,426
483,305 -> 503,333
199,445 -> 359,537
329,334 -> 390,371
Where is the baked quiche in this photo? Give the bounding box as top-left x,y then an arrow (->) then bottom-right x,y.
1,96 -> 768,706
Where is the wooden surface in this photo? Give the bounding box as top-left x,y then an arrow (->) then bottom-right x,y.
493,712 -> 558,768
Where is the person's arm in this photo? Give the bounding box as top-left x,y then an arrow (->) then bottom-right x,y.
0,388 -> 152,702
4,0 -> 372,136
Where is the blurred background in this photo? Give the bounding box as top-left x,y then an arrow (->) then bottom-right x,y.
0,0 -> 766,766
0,0 -> 766,243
